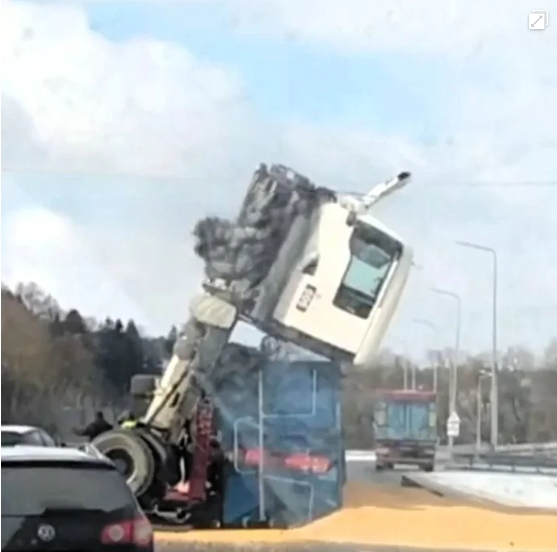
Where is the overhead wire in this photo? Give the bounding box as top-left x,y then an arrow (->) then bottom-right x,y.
1,166 -> 556,187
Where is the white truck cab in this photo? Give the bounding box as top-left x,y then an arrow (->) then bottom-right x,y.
93,165 -> 414,509
269,203 -> 412,367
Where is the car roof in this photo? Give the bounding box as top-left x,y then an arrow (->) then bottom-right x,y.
1,425 -> 41,435
1,445 -> 113,466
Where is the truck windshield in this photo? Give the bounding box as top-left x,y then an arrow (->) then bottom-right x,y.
334,223 -> 402,319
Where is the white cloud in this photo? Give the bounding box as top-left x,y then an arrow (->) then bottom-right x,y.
1,200 -> 154,328
225,0 -> 557,186
226,0 -> 554,56
1,0 -> 256,181
1,0 -> 556,355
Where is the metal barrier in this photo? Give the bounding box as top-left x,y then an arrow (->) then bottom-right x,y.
346,442 -> 557,460
450,442 -> 557,455
449,452 -> 557,475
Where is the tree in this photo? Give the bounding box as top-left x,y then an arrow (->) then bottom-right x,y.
164,325 -> 178,357
1,288 -> 98,431
63,309 -> 88,335
3,280 -> 557,445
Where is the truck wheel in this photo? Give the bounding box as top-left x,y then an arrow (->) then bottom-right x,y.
93,429 -> 155,497
421,463 -> 435,472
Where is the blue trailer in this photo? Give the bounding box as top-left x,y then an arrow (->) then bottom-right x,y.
216,359 -> 345,528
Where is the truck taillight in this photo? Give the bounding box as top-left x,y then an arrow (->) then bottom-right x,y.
243,449 -> 331,474
101,517 -> 153,547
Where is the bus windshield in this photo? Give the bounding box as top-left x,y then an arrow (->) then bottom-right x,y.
333,223 -> 402,319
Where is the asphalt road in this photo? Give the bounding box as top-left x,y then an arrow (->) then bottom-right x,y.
346,458 -> 404,486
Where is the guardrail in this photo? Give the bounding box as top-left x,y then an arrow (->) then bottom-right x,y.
449,452 -> 557,475
450,442 -> 557,455
346,442 -> 557,458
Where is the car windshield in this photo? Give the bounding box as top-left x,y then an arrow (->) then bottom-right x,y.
334,223 -> 402,318
1,463 -> 137,517
1,432 -> 24,447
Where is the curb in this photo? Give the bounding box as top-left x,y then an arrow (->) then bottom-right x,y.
400,474 -> 447,498
400,472 -> 506,506
400,473 -> 557,513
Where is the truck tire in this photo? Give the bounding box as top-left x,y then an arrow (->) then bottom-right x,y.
420,463 -> 435,472
93,429 -> 155,497
130,374 -> 158,396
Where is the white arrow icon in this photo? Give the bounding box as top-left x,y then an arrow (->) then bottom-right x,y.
529,10 -> 549,30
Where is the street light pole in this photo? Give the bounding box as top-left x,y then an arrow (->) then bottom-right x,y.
475,370 -> 491,453
429,288 -> 462,451
413,318 -> 438,391
456,240 -> 499,448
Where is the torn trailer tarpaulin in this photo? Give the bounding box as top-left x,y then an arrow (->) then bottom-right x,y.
193,164 -> 336,305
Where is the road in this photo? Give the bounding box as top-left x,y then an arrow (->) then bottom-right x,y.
156,453 -> 557,552
346,456 -> 405,487
156,457 -> 432,552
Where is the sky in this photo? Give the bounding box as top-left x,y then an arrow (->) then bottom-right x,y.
1,0 -> 557,361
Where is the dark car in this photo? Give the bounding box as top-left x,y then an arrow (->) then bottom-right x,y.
1,425 -> 57,447
1,446 -> 154,552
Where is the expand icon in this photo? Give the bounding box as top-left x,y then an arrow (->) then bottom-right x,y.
529,10 -> 549,30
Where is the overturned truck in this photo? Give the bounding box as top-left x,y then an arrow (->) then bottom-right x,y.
93,164 -> 414,528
